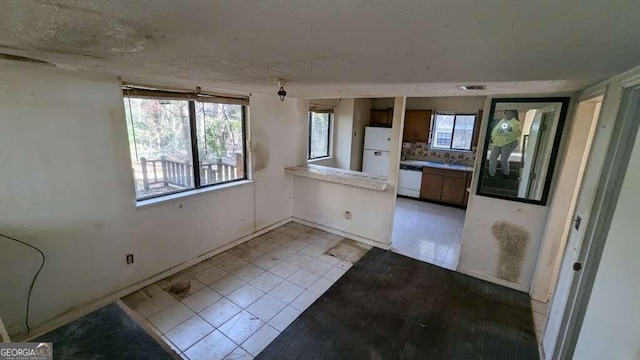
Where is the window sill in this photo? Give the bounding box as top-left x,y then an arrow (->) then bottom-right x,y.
428,147 -> 474,154
135,179 -> 254,209
307,156 -> 333,163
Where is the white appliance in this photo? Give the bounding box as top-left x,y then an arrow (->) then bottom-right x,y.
398,164 -> 422,198
362,127 -> 392,176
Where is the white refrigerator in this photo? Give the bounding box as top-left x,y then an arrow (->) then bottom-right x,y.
362,127 -> 392,176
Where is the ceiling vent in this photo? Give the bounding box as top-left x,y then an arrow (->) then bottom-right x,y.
459,84 -> 486,91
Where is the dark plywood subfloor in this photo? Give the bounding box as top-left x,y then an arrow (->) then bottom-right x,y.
257,248 -> 539,360
33,303 -> 177,360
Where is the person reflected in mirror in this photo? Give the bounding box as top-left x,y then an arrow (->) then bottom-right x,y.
489,110 -> 522,178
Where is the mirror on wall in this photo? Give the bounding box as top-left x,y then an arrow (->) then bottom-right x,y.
477,97 -> 570,205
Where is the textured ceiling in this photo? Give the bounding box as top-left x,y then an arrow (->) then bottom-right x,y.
1,0 -> 640,97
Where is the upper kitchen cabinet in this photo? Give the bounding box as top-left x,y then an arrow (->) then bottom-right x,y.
403,110 -> 432,143
370,108 -> 393,127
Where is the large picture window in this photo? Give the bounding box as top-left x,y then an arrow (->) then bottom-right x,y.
123,86 -> 247,201
431,113 -> 477,151
308,111 -> 332,159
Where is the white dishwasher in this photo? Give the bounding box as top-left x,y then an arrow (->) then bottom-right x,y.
398,164 -> 422,198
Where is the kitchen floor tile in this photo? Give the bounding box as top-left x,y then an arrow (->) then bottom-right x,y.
308,277 -> 334,295
246,294 -> 287,322
166,278 -> 206,300
287,269 -> 320,289
148,302 -> 195,333
224,347 -> 253,360
241,324 -> 280,357
182,287 -> 223,313
218,311 -> 265,345
227,284 -> 265,308
317,254 -> 341,266
289,290 -> 320,311
300,244 -> 325,258
268,262 -> 300,278
322,266 -> 347,282
194,266 -> 228,285
268,281 -> 304,304
210,274 -> 246,296
304,258 -> 333,276
249,272 -> 284,292
268,306 -> 302,332
164,315 -> 214,352
251,254 -> 282,270
199,298 -> 243,328
184,330 -> 237,360
231,264 -> 265,282
286,253 -> 314,267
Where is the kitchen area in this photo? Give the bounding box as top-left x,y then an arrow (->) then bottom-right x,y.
366,97 -> 484,269
302,96 -> 485,269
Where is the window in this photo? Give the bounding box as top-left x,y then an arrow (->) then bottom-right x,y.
123,87 -> 247,201
308,111 -> 332,159
431,113 -> 476,151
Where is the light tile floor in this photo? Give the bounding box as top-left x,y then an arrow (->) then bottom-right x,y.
122,222 -> 368,359
391,197 -> 466,270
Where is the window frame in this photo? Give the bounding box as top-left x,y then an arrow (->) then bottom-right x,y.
430,112 -> 477,151
123,88 -> 248,202
308,111 -> 332,160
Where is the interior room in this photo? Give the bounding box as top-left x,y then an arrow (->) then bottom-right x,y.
2,1 -> 640,360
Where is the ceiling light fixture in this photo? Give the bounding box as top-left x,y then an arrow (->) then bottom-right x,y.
275,79 -> 287,101
459,84 -> 487,91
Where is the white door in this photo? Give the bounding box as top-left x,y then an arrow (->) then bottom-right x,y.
362,149 -> 390,176
543,212 -> 587,355
364,127 -> 392,151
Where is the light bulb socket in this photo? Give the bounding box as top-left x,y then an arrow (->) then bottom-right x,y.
277,86 -> 287,102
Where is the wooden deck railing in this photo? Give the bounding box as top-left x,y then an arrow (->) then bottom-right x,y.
139,153 -> 243,189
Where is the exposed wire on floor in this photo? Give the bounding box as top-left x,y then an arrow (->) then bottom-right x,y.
1,232 -> 46,335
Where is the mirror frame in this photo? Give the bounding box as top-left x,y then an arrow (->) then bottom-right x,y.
476,97 -> 570,206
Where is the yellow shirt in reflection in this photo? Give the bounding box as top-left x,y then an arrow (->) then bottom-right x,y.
491,118 -> 522,147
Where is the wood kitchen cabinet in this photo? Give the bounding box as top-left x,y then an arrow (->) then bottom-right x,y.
403,110 -> 432,143
370,109 -> 393,127
420,167 -> 472,207
420,172 -> 444,201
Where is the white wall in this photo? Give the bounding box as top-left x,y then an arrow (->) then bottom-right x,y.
0,62 -> 304,336
350,98 -> 373,171
458,95 -> 575,291
292,97 -> 406,248
334,98 -> 355,170
530,99 -> 601,302
572,112 -> 640,359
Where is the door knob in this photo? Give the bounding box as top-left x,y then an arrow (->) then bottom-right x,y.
573,262 -> 582,271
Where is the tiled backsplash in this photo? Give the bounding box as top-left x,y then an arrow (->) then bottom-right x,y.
402,142 -> 476,166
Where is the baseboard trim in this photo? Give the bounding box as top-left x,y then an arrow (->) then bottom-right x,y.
17,217 -> 292,341
291,217 -> 391,250
456,267 -> 530,293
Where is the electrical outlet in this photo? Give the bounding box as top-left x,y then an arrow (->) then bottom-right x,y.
126,254 -> 134,264
345,211 -> 352,220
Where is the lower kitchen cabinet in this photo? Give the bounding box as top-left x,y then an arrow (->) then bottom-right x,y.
420,172 -> 444,201
420,167 -> 472,207
441,177 -> 467,205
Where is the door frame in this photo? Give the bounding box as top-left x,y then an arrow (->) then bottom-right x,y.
551,83 -> 640,359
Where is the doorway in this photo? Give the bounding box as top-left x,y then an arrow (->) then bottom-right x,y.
391,196 -> 466,270
542,84 -> 640,358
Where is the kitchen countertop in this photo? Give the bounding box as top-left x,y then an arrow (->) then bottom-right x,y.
285,164 -> 388,191
400,160 -> 474,172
